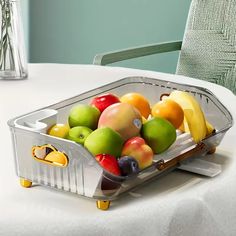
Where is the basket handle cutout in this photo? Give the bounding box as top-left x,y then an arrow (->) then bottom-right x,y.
32,144 -> 68,167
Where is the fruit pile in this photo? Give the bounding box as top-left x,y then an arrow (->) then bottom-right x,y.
47,91 -> 215,177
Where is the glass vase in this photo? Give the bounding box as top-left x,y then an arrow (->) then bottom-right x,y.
0,0 -> 27,80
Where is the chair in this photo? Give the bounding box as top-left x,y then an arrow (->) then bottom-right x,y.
93,0 -> 236,94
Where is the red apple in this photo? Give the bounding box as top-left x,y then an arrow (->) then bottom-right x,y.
121,137 -> 153,170
95,154 -> 121,176
90,93 -> 120,113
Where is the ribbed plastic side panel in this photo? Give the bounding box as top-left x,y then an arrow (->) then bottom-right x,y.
12,131 -> 68,195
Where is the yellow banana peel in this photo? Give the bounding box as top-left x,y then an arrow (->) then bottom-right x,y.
169,91 -> 207,143
179,116 -> 215,137
178,116 -> 189,133
205,119 -> 215,136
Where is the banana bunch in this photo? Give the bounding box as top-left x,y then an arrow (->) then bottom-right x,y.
168,91 -> 215,143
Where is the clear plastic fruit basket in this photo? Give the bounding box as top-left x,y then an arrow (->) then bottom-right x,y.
8,76 -> 233,210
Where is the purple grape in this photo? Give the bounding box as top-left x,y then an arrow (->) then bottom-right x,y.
118,156 -> 140,176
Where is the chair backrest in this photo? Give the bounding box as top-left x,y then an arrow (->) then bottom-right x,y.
176,0 -> 236,94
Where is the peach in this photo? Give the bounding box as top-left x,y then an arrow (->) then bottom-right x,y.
121,137 -> 153,170
98,103 -> 142,141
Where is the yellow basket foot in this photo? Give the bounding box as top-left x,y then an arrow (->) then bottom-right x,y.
96,200 -> 110,210
20,178 -> 32,188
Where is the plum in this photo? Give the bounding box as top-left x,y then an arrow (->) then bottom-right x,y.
118,156 -> 140,176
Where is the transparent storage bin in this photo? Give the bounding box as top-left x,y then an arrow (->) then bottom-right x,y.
8,77 -> 233,210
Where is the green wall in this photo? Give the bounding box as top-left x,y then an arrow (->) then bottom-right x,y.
20,0 -> 29,59
24,0 -> 191,73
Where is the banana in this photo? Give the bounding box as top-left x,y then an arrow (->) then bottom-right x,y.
205,119 -> 215,136
179,115 -> 215,137
179,115 -> 189,133
169,91 -> 207,143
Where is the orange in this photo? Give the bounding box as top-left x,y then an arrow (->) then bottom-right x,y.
120,92 -> 151,118
151,99 -> 184,129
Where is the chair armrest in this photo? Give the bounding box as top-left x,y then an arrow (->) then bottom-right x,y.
93,41 -> 182,65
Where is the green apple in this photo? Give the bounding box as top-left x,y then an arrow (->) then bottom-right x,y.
84,127 -> 124,157
141,117 -> 176,154
67,126 -> 92,145
68,104 -> 100,130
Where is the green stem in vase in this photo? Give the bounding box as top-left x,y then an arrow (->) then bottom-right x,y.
0,0 -> 15,71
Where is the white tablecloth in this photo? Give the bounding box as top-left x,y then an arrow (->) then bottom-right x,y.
0,64 -> 235,236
